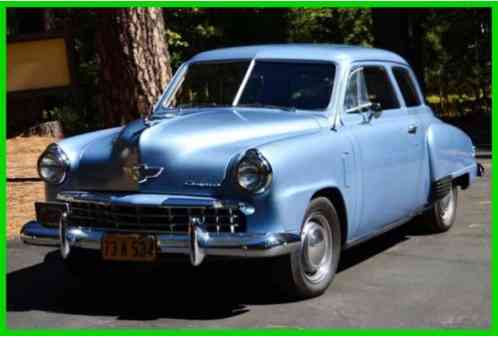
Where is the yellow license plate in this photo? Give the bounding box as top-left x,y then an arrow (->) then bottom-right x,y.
102,234 -> 157,262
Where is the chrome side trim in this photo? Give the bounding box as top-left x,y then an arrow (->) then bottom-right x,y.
20,221 -> 301,261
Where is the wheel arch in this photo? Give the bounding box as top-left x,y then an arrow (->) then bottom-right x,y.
311,187 -> 348,247
454,173 -> 470,190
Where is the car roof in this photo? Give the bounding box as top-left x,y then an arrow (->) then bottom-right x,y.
189,44 -> 408,65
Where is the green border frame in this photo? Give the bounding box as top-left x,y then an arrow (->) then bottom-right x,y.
1,1 -> 494,335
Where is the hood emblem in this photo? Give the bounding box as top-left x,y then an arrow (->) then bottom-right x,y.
124,163 -> 164,184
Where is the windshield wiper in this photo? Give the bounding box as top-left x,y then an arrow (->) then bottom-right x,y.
236,103 -> 296,112
151,106 -> 178,118
176,103 -> 227,109
153,103 -> 230,118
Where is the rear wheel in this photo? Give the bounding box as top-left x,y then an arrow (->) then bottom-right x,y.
274,197 -> 341,299
424,184 -> 458,232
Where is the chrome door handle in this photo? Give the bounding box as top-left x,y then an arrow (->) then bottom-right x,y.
408,125 -> 418,134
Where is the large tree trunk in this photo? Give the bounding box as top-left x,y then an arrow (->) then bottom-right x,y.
95,8 -> 172,126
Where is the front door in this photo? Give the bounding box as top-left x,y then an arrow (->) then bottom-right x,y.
341,63 -> 423,237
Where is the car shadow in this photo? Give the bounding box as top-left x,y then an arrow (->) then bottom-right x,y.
338,217 -> 435,272
7,218 -> 435,321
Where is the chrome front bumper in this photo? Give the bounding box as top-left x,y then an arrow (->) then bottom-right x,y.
21,220 -> 300,265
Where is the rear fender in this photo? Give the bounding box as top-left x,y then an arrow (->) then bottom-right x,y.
426,122 -> 478,189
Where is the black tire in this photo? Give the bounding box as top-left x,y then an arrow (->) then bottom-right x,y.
424,184 -> 458,233
273,197 -> 341,299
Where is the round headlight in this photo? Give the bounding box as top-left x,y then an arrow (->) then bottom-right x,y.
37,144 -> 69,184
236,149 -> 272,194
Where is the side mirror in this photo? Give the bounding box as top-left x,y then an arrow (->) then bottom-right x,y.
369,102 -> 382,120
371,102 -> 382,112
345,102 -> 383,123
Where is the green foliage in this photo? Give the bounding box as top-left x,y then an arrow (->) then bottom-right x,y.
422,9 -> 491,116
287,8 -> 373,45
163,8 -> 290,70
163,8 -> 222,69
7,8 -> 491,133
54,10 -> 105,135
46,95 -> 104,136
45,105 -> 82,136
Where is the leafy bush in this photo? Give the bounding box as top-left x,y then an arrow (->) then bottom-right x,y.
46,103 -> 104,136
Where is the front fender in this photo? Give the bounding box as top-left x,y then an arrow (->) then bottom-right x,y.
251,129 -> 356,238
426,122 -> 477,184
45,127 -> 123,200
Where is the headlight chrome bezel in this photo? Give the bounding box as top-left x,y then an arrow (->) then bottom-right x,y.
37,144 -> 70,185
236,149 -> 272,195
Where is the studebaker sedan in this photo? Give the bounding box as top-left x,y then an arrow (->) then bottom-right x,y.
21,44 -> 483,299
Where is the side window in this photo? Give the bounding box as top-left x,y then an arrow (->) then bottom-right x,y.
362,66 -> 400,110
344,66 -> 400,112
392,67 -> 421,107
344,68 -> 369,111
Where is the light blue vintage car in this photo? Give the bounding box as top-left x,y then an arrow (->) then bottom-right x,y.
21,44 -> 483,298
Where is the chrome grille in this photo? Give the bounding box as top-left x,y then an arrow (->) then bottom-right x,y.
66,201 -> 246,233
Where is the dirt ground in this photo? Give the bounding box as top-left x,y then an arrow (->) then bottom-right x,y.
7,137 -> 54,239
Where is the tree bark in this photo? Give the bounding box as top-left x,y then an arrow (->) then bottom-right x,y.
95,8 -> 172,127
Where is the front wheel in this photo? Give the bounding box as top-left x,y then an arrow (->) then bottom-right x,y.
273,197 -> 341,299
424,184 -> 458,233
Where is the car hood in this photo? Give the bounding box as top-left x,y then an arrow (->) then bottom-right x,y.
69,108 -> 322,196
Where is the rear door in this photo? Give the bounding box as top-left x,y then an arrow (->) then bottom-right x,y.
341,63 -> 424,237
391,66 -> 428,207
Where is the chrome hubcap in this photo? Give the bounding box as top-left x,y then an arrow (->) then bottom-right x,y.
301,214 -> 333,283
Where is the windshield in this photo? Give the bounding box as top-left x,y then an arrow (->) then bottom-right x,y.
167,61 -> 250,109
161,60 -> 335,112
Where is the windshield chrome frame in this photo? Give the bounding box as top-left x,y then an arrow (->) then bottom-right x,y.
232,59 -> 256,106
155,63 -> 189,112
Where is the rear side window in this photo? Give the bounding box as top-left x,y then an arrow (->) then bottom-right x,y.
392,67 -> 421,107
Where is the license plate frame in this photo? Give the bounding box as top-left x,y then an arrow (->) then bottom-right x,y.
102,233 -> 157,262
